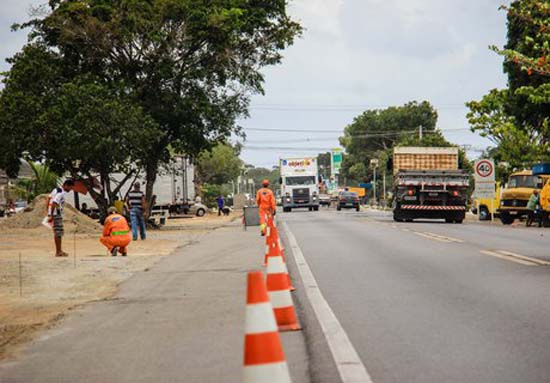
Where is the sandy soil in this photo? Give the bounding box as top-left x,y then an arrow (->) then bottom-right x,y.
0,217 -> 226,360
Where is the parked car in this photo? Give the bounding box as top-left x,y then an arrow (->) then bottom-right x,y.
187,202 -> 208,217
336,191 -> 360,211
319,193 -> 331,207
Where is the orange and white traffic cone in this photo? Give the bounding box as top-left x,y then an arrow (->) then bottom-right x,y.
264,240 -> 294,290
266,256 -> 301,331
268,224 -> 285,252
244,271 -> 292,383
265,239 -> 285,265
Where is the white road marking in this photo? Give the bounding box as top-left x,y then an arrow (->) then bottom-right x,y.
413,232 -> 453,243
282,222 -> 374,383
423,232 -> 464,243
482,250 -> 550,266
480,250 -> 540,266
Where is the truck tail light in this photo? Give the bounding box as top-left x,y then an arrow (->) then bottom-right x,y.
407,189 -> 414,196
452,190 -> 459,197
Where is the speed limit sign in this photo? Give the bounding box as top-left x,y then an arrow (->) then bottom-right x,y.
475,159 -> 494,179
474,159 -> 495,198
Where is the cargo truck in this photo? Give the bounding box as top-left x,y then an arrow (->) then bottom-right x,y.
280,157 -> 320,212
392,147 -> 469,223
497,169 -> 549,225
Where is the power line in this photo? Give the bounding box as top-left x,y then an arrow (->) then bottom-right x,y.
249,104 -> 468,112
243,127 -> 471,134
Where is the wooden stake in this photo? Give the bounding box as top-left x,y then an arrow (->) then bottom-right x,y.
18,252 -> 23,297
73,231 -> 77,269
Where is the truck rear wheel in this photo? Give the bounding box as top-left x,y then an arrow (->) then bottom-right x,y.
314,206 -> 319,211
500,213 -> 515,225
393,210 -> 404,222
283,207 -> 291,213
479,206 -> 489,221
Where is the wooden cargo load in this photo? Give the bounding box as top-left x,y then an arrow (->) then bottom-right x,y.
393,147 -> 459,175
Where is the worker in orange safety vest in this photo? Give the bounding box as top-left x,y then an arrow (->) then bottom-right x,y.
100,207 -> 132,256
256,179 -> 277,236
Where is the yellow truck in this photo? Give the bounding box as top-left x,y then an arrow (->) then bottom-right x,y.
497,170 -> 544,225
473,182 -> 501,221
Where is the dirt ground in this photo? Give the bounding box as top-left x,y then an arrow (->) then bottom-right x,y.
0,211 -> 238,360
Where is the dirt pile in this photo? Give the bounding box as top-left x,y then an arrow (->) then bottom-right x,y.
0,194 -> 101,234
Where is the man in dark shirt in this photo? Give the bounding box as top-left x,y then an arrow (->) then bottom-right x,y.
125,182 -> 147,240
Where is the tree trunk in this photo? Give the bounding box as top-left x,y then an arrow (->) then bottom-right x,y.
144,161 -> 158,220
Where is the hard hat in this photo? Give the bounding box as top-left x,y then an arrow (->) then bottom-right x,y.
262,179 -> 269,187
107,206 -> 118,214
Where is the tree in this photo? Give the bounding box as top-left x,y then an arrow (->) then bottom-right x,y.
317,152 -> 331,181
195,143 -> 242,186
1,0 -> 302,211
16,161 -> 60,202
339,101 -> 438,183
467,0 -> 550,168
0,44 -> 161,213
246,166 -> 280,191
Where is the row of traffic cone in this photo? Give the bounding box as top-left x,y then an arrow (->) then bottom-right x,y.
244,215 -> 300,383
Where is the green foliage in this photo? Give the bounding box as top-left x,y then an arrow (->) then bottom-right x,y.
16,161 -> 60,202
317,152 -> 331,180
492,1 -> 550,78
467,1 -> 550,169
196,143 -> 242,185
1,0 -> 302,211
246,167 -> 280,190
339,101 -> 439,183
201,183 -> 231,208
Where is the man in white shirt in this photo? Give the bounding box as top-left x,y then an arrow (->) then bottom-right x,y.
48,179 -> 75,257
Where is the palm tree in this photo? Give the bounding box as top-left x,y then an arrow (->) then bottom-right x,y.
16,161 -> 60,202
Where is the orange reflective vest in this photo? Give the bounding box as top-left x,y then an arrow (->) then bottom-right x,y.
103,214 -> 130,237
256,187 -> 276,211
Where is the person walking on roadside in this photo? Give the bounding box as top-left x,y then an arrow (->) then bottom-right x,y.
47,179 -> 75,257
526,190 -> 540,227
100,207 -> 132,256
217,194 -> 225,216
256,179 -> 276,236
125,182 -> 147,241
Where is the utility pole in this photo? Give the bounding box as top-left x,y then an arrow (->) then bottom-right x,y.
370,158 -> 379,207
382,170 -> 386,207
181,156 -> 188,202
373,167 -> 377,206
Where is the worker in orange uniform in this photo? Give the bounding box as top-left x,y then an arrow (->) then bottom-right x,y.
100,207 -> 132,256
256,179 -> 277,236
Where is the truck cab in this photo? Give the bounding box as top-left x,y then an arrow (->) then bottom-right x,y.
280,157 -> 320,212
498,170 -> 544,225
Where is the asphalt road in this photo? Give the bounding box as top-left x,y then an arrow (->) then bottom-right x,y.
282,208 -> 550,383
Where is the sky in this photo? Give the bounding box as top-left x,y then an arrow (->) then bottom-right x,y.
0,1 -> 511,169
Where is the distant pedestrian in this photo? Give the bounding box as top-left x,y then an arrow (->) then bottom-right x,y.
100,207 -> 131,256
526,190 -> 540,227
217,195 -> 225,216
125,182 -> 146,241
256,179 -> 276,236
47,179 -> 75,257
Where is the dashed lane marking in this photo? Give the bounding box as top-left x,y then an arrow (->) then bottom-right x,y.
480,250 -> 550,266
282,222 -> 374,383
413,232 -> 453,243
496,250 -> 550,266
422,232 -> 464,243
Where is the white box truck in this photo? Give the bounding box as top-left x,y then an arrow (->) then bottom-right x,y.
280,157 -> 320,212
